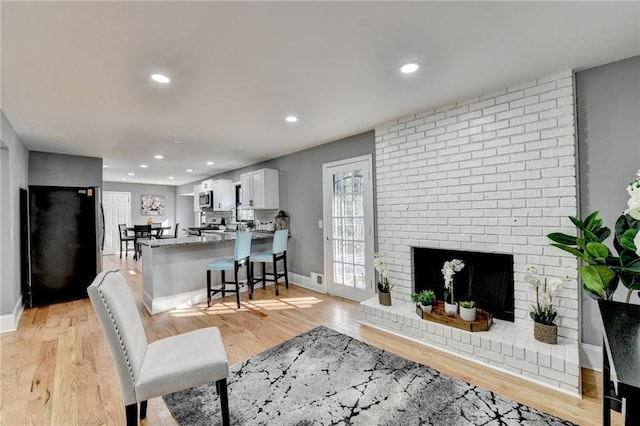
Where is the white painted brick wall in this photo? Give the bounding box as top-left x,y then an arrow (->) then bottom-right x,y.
374,71 -> 579,341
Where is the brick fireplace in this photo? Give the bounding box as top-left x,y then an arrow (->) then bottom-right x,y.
359,70 -> 582,396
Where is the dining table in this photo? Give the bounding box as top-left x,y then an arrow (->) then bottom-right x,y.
127,224 -> 172,238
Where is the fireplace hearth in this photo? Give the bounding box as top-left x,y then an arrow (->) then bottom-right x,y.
413,247 -> 514,321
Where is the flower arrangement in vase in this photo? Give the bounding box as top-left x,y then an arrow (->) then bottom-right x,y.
411,290 -> 436,313
373,253 -> 394,306
526,265 -> 570,344
442,259 -> 465,315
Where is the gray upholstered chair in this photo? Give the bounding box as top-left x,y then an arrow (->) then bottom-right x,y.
88,269 -> 230,426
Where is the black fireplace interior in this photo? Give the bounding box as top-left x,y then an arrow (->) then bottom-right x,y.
413,247 -> 514,321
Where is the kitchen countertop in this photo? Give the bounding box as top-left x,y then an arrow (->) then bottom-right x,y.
137,231 -> 275,248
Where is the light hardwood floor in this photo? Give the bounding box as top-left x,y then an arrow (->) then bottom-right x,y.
1,254 -> 620,425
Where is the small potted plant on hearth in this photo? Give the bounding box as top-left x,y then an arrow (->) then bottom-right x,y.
526,265 -> 570,344
373,252 -> 394,306
411,290 -> 436,313
459,300 -> 477,322
442,259 -> 465,315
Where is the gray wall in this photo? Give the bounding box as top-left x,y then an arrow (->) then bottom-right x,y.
103,181 -> 177,227
184,131 -> 375,276
0,111 -> 29,317
29,151 -> 102,187
576,55 -> 640,345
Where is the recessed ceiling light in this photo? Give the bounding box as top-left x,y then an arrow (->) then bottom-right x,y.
121,178 -> 127,181
400,61 -> 421,74
151,73 -> 170,84
168,176 -> 175,180
186,169 -> 193,173
103,165 -> 109,168
128,172 -> 135,176
173,140 -> 184,145
154,155 -> 164,159
207,161 -> 214,166
140,164 -> 148,168
285,115 -> 298,123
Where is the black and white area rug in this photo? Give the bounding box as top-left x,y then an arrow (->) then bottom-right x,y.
164,326 -> 575,425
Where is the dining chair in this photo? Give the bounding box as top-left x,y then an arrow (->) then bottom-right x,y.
206,232 -> 253,309
133,225 -> 152,261
87,269 -> 230,426
118,224 -> 135,258
250,229 -> 289,296
158,223 -> 180,239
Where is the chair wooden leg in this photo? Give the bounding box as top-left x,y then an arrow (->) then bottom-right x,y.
234,264 -> 241,308
207,270 -> 212,307
120,241 -> 123,258
140,400 -> 147,420
217,378 -> 230,426
283,252 -> 289,289
221,270 -> 226,297
125,403 -> 137,426
247,258 -> 253,299
272,254 -> 279,296
262,262 -> 266,289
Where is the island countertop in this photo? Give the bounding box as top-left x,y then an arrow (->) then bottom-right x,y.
137,231 -> 275,248
137,231 -> 275,314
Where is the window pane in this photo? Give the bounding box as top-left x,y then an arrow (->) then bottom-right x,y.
344,263 -> 354,287
354,265 -> 366,289
333,218 -> 343,239
334,262 -> 343,284
333,240 -> 343,262
343,218 -> 354,240
354,242 -> 365,266
354,218 -> 364,241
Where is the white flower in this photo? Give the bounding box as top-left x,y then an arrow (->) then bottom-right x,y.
548,278 -> 563,295
525,274 -> 541,289
626,172 -> 640,220
634,231 -> 640,257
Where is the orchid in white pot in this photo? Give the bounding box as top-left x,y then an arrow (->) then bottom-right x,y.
442,259 -> 465,315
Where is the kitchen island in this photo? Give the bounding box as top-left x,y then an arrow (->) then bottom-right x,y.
138,232 -> 274,314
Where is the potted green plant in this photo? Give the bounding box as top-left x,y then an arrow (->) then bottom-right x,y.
373,253 -> 394,306
411,290 -> 436,313
459,300 -> 476,322
442,259 -> 465,315
547,171 -> 640,302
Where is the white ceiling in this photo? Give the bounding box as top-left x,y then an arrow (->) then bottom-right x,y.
2,1 -> 639,186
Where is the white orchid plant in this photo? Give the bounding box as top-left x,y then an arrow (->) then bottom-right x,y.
373,252 -> 394,292
526,265 -> 570,326
442,259 -> 465,305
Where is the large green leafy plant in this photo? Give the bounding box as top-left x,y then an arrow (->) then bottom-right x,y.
547,172 -> 640,302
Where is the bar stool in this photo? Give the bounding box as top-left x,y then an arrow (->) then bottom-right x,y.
250,229 -> 289,296
206,232 -> 253,309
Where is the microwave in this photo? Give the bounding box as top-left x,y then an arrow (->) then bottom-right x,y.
198,190 -> 213,209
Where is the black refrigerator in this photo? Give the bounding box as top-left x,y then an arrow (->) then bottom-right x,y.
26,186 -> 104,307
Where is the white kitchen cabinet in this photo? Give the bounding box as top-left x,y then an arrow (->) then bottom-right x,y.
193,184 -> 202,212
212,179 -> 235,211
201,179 -> 214,191
241,168 -> 279,209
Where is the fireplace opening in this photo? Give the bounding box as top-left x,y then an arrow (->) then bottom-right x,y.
413,247 -> 514,321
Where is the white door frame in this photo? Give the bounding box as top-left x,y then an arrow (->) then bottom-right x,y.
322,154 -> 375,302
102,191 -> 132,255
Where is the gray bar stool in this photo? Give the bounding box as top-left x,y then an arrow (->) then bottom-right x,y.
250,229 -> 289,296
206,232 -> 253,308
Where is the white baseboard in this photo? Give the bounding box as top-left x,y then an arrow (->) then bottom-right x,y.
0,297 -> 24,333
580,343 -> 602,372
289,272 -> 326,294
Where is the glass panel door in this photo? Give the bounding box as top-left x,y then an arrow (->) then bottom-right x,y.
323,156 -> 374,302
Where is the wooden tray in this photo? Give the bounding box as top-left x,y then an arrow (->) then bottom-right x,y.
416,300 -> 493,332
